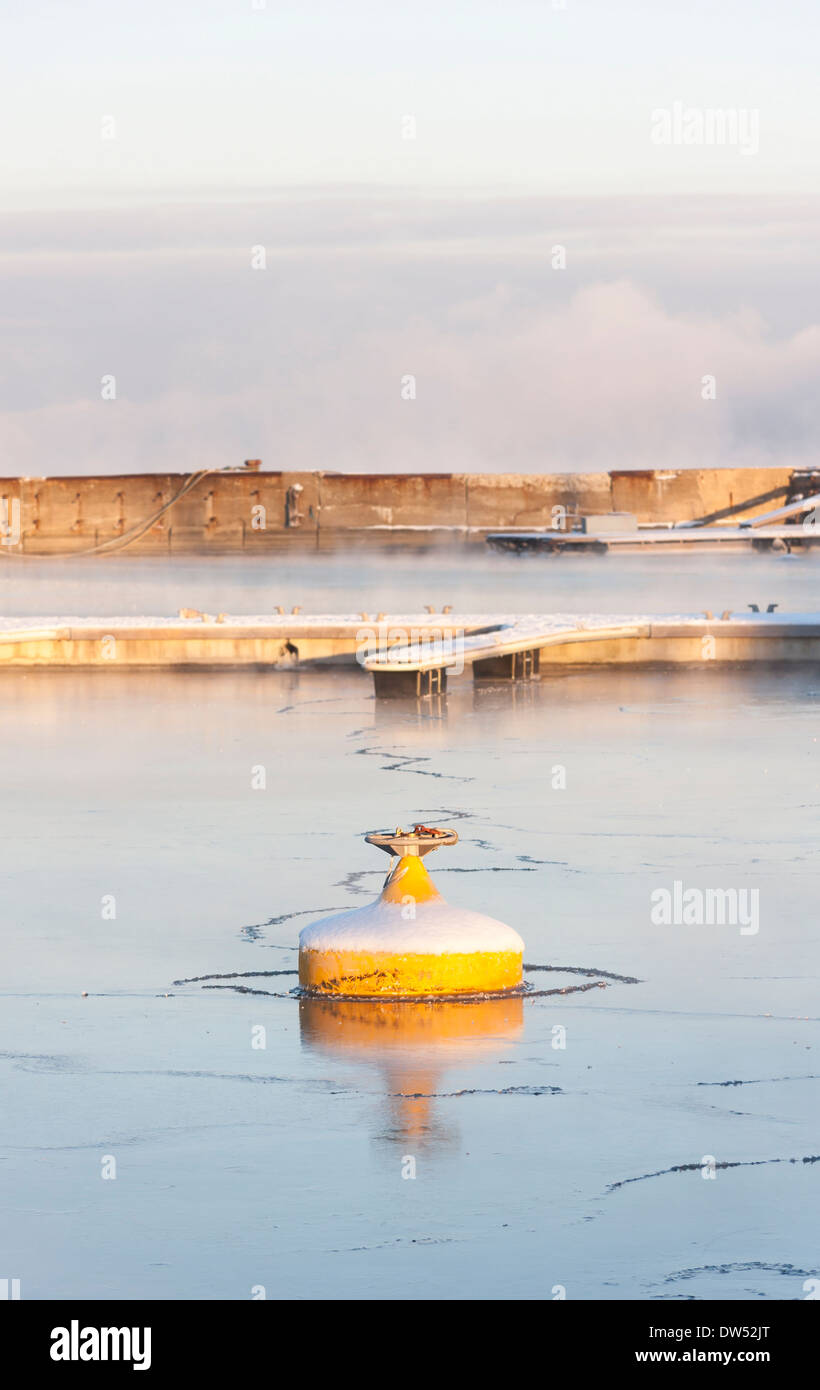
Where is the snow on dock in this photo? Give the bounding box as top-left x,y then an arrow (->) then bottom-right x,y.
1,611 -> 819,693
488,516 -> 820,554
362,610 -> 820,695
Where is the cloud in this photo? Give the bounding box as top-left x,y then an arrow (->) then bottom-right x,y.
1,195 -> 819,474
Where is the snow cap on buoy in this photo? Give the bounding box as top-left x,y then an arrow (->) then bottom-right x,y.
298,825 -> 524,997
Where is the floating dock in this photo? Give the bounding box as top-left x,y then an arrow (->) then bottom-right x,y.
486,525 -> 820,554
0,613 -> 461,668
486,488 -> 820,554
363,611 -> 820,695
2,611 -> 820,698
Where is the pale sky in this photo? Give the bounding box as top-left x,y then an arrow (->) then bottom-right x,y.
1,2 -> 819,475
2,0 -> 818,206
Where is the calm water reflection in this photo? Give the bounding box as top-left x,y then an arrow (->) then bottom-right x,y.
300,995 -> 524,1150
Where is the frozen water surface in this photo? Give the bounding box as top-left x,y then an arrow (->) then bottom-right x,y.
0,551 -> 818,1300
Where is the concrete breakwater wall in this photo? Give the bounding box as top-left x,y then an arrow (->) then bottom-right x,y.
0,467 -> 795,555
1,612 -> 818,678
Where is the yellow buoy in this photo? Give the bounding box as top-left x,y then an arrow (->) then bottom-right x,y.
298,825 -> 525,997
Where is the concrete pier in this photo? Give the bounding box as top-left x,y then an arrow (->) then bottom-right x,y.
2,613 -> 820,691
0,466 -> 806,554
0,614 -> 462,669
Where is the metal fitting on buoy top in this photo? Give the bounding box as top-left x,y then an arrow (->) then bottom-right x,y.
298,825 -> 525,997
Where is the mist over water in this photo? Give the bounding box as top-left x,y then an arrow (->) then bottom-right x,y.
1,546 -> 818,618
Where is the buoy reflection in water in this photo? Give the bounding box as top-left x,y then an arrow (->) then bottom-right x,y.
299,994 -> 523,1152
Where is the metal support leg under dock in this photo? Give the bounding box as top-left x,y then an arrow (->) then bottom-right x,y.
372,666 -> 448,698
472,648 -> 541,681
